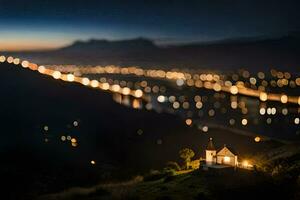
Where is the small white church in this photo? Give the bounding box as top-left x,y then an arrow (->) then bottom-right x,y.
205,138 -> 238,167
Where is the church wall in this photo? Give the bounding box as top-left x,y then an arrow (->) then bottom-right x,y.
216,155 -> 236,166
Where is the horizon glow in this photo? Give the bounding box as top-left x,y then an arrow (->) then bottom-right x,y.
0,1 -> 299,51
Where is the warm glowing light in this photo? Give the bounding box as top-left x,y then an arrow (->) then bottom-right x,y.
185,118 -> 192,126
157,95 -> 166,103
71,142 -> 78,147
122,87 -> 131,95
249,77 -> 257,85
280,95 -> 288,103
224,156 -> 230,162
71,138 -> 77,143
91,160 -> 96,165
81,77 -> 90,86
173,102 -> 180,109
295,118 -> 300,125
241,119 -> 248,126
134,89 -> 143,98
66,74 -> 75,82
102,83 -> 110,90
242,160 -> 249,168
13,58 -> 20,65
230,86 -> 238,95
267,108 -> 272,115
0,55 -> 5,62
254,136 -> 261,142
132,99 -> 141,109
213,83 -> 221,91
90,80 -> 99,88
38,65 -> 46,73
21,60 -> 29,68
259,108 -> 266,115
202,126 -> 208,132
2,54 -> 300,106
52,71 -> 61,79
7,56 -> 14,63
196,101 -> 203,109
271,107 -> 276,115
111,84 -> 121,92
259,92 -> 268,101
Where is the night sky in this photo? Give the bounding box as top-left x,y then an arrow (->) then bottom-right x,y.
0,0 -> 300,50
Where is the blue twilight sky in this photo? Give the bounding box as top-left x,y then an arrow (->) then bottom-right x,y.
0,0 -> 300,50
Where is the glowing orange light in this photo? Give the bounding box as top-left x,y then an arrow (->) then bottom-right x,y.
122,87 -> 131,95
224,156 -> 230,162
241,119 -> 248,126
81,77 -> 90,86
280,95 -> 288,104
13,58 -> 20,65
91,160 -> 96,165
90,80 -> 99,88
71,138 -> 77,143
52,71 -> 61,79
7,56 -> 14,63
230,86 -> 238,95
66,74 -> 75,82
111,84 -> 121,92
134,89 -> 143,98
185,118 -> 192,126
254,136 -> 261,142
0,55 -> 6,62
102,83 -> 110,90
259,92 -> 268,101
38,65 -> 46,73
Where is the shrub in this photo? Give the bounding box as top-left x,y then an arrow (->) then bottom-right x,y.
166,161 -> 181,171
144,170 -> 166,182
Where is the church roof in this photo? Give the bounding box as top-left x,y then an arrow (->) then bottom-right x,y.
217,145 -> 237,156
207,138 -> 216,150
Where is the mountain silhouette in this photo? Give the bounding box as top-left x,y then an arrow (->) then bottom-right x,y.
59,37 -> 158,53
2,33 -> 300,70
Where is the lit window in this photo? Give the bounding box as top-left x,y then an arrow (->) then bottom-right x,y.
224,156 -> 230,162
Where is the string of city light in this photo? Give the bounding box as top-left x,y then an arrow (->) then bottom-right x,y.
0,55 -> 144,99
45,64 -> 300,105
43,63 -> 299,141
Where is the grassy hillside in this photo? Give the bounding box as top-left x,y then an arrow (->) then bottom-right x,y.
40,167 -> 299,200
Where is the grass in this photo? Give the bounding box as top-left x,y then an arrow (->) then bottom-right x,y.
42,167 -> 299,199
39,144 -> 300,200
